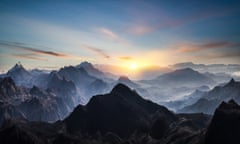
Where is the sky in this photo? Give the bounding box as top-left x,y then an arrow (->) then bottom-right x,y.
0,0 -> 240,74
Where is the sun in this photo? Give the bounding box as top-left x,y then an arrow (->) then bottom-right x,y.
129,63 -> 138,70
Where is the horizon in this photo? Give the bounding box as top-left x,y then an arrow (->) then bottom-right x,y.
1,0 -> 240,78
2,61 -> 240,80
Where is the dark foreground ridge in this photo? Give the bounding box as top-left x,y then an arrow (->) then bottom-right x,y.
205,99 -> 240,144
0,84 -> 239,144
64,83 -> 177,137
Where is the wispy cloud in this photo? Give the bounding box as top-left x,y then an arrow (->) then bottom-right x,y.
98,28 -> 118,40
0,41 -> 82,60
97,27 -> 131,46
0,41 -> 68,57
177,41 -> 240,53
82,44 -> 110,59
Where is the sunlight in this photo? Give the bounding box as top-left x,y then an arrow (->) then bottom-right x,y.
129,62 -> 138,70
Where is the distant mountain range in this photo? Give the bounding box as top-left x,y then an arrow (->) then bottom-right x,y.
0,61 -> 238,125
179,79 -> 240,114
0,77 -> 70,125
163,89 -> 208,111
0,83 -> 239,144
0,62 -> 114,104
171,62 -> 240,79
139,68 -> 218,103
142,68 -> 216,87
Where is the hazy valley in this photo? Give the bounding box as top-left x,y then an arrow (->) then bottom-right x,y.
0,62 -> 240,144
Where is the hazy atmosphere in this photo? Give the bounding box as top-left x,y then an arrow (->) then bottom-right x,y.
0,1 -> 240,144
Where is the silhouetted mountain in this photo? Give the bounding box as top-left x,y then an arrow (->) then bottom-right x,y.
0,120 -> 45,144
179,79 -> 240,114
117,76 -> 150,100
205,100 -> 240,144
64,83 -> 177,138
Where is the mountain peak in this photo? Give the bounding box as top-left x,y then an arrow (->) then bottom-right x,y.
111,83 -> 132,94
64,82 -> 177,137
229,78 -> 235,84
205,99 -> 240,144
77,61 -> 94,69
118,76 -> 130,81
14,62 -> 23,68
176,68 -> 195,73
224,78 -> 238,88
8,62 -> 26,73
228,99 -> 238,106
159,67 -> 203,79
218,99 -> 239,110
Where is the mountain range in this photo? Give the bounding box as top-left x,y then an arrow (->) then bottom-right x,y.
169,62 -> 240,80
179,79 -> 240,114
138,68 -> 218,103
0,83 -> 239,144
1,62 -> 238,118
141,68 -> 216,87
0,62 -> 239,135
0,77 -> 70,126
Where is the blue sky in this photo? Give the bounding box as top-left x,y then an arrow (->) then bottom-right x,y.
0,0 -> 240,72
